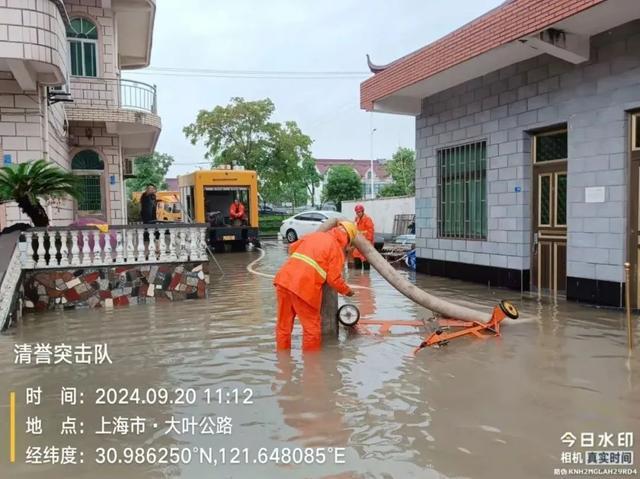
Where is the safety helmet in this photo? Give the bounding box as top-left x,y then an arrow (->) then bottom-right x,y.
338,220 -> 358,244
354,204 -> 365,213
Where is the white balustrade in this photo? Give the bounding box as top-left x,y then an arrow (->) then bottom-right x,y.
126,230 -> 135,263
35,231 -> 46,268
92,230 -> 101,264
81,231 -> 91,266
23,232 -> 34,268
137,228 -> 146,261
18,225 -> 208,269
59,231 -> 69,267
199,228 -> 208,260
115,231 -> 124,263
103,232 -> 112,263
168,229 -> 178,261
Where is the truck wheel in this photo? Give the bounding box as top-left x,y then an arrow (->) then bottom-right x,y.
285,229 -> 298,243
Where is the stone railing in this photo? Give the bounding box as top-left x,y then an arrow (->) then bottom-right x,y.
20,224 -> 208,269
0,232 -> 25,330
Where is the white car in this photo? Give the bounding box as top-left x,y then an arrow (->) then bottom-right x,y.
279,210 -> 344,243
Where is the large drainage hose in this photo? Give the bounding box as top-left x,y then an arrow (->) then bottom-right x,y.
319,218 -> 492,324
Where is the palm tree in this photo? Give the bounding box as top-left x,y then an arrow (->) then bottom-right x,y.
0,160 -> 80,227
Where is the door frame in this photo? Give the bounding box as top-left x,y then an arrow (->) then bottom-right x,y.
628,111 -> 640,308
530,127 -> 568,294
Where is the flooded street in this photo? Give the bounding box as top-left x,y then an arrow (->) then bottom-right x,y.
1,240 -> 639,479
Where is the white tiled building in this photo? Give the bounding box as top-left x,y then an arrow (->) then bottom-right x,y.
0,0 -> 160,228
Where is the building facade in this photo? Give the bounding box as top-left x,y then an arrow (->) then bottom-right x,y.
361,0 -> 640,307
0,0 -> 160,227
314,158 -> 390,205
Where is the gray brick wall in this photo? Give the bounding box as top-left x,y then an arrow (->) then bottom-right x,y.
416,20 -> 640,284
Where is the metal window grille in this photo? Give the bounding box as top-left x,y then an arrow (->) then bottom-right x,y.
534,130 -> 567,163
437,141 -> 487,240
78,176 -> 102,211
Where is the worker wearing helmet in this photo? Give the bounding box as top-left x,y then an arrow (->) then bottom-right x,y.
353,204 -> 375,270
273,221 -> 357,351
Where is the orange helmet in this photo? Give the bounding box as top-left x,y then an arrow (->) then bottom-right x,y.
338,221 -> 358,245
355,204 -> 365,213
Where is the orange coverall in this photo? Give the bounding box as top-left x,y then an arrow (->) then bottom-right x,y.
229,202 -> 245,220
352,214 -> 374,261
273,228 -> 352,351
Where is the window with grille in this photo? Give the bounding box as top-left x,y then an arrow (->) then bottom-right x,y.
534,129 -> 567,162
633,113 -> 640,151
72,149 -> 103,212
67,18 -> 98,77
77,176 -> 102,211
437,141 -> 487,239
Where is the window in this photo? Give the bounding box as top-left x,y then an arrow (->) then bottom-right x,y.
72,150 -> 103,212
67,18 -> 98,77
633,113 -> 640,151
437,141 -> 487,239
534,129 -> 567,163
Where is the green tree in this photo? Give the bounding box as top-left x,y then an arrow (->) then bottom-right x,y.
0,159 -> 80,226
322,166 -> 362,211
184,98 -> 316,207
379,147 -> 415,197
183,97 -> 276,171
301,156 -> 321,207
126,152 -> 174,194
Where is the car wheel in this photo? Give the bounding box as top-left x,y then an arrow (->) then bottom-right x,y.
285,229 -> 298,243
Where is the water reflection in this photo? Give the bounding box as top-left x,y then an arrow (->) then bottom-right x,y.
0,240 -> 638,479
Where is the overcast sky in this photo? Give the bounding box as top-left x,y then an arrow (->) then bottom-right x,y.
124,0 -> 504,177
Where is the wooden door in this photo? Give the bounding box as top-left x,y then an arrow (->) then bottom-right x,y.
531,129 -> 568,295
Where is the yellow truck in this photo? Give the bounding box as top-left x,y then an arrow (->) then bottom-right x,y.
131,191 -> 183,222
177,168 -> 260,251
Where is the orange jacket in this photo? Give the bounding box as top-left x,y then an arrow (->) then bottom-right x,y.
274,229 -> 351,310
229,202 -> 245,219
353,214 -> 374,260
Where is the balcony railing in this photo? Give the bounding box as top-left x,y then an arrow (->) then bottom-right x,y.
20,224 -> 207,269
119,79 -> 157,114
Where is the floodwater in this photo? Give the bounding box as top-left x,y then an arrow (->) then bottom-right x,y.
1,240 -> 639,479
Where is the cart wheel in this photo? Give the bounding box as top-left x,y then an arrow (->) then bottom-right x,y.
499,300 -> 519,319
337,304 -> 360,327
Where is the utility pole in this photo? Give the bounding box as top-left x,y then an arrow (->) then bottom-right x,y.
369,112 -> 377,199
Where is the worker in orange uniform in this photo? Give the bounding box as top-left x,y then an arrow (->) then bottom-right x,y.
353,204 -> 374,270
273,221 -> 357,351
229,198 -> 245,225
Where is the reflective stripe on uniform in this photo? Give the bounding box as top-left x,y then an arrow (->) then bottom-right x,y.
291,252 -> 327,280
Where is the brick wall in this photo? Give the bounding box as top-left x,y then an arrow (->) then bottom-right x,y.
415,20 -> 640,284
0,0 -> 67,83
0,76 -> 73,227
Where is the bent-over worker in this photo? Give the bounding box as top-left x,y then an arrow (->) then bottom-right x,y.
229,198 -> 245,225
273,221 -> 357,351
353,204 -> 374,270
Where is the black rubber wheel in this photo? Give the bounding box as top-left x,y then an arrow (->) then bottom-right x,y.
499,300 -> 519,319
285,229 -> 298,243
337,304 -> 360,327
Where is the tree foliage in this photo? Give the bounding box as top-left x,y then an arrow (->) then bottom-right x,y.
184,97 -> 318,206
126,152 -> 174,194
322,166 -> 362,211
379,147 -> 415,197
0,159 -> 80,226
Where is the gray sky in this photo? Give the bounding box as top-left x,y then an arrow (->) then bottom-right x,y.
124,0 -> 504,177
